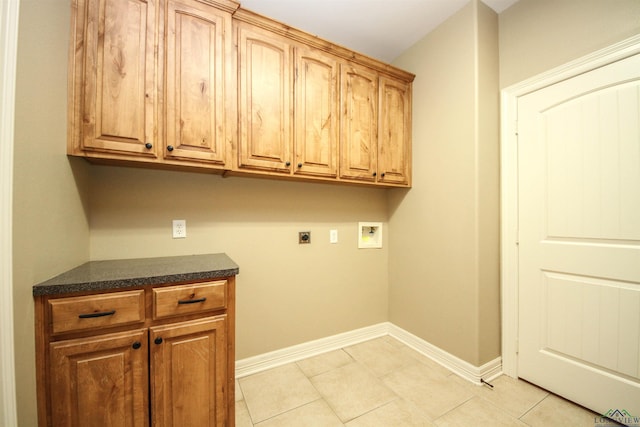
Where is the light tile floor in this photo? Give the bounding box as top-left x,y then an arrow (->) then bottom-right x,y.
235,336 -> 614,426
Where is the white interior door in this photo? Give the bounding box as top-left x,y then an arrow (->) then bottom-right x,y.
518,52 -> 640,417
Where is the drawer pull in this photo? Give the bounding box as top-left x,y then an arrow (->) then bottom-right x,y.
177,297 -> 207,305
78,310 -> 116,319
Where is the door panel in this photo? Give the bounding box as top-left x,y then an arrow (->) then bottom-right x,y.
49,330 -> 148,427
150,316 -> 227,427
164,0 -> 230,165
378,76 -> 411,185
340,63 -> 378,182
81,0 -> 157,156
294,47 -> 339,178
237,24 -> 293,173
518,53 -> 640,416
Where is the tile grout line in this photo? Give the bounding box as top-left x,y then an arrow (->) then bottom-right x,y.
517,393 -> 550,421
252,397 -> 327,426
431,394 -> 477,424
301,346 -> 398,425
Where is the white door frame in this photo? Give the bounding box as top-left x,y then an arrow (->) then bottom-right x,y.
0,0 -> 20,424
500,34 -> 640,378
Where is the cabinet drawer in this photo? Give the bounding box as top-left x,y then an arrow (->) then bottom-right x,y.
49,290 -> 145,335
153,281 -> 227,319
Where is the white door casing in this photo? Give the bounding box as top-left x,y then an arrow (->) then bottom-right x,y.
501,36 -> 640,420
0,0 -> 19,424
518,52 -> 640,415
502,35 -> 640,377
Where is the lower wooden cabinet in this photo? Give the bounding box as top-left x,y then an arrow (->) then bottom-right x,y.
49,329 -> 149,427
150,316 -> 227,427
35,278 -> 236,427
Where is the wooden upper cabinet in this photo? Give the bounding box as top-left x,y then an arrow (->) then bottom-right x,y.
378,76 -> 412,186
67,0 -> 413,186
49,329 -> 149,427
69,0 -> 159,158
150,316 -> 227,427
294,47 -> 339,178
163,0 -> 232,166
340,63 -> 379,183
237,23 -> 293,173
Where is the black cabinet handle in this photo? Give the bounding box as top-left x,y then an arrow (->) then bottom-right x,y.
297,163 -> 302,168
372,172 -> 377,177
145,142 -> 152,149
132,341 -> 142,350
167,145 -> 174,152
177,297 -> 207,305
78,310 -> 116,319
154,337 -> 163,345
381,172 -> 386,178
285,161 -> 291,167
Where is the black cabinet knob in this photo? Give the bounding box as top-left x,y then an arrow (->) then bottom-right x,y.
372,172 -> 377,177
145,143 -> 152,149
154,337 -> 163,345
167,145 -> 174,152
285,161 -> 291,167
381,172 -> 386,178
297,163 -> 302,168
132,341 -> 142,350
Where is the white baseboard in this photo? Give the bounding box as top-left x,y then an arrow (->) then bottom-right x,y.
235,323 -> 389,378
386,323 -> 502,384
235,322 -> 502,385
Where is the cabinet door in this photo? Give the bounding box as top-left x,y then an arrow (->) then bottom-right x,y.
237,23 -> 293,173
150,316 -> 227,427
49,329 -> 148,427
72,0 -> 158,157
340,63 -> 378,182
294,47 -> 339,178
163,0 -> 231,165
378,77 -> 411,185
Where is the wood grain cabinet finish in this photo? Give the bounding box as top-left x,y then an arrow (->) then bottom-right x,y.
48,290 -> 145,335
68,0 -> 238,166
35,277 -> 236,427
67,0 -> 413,186
340,63 -> 379,183
68,0 -> 159,159
294,47 -> 340,178
49,329 -> 149,427
236,24 -> 342,179
162,0 -> 234,167
236,22 -> 294,173
378,76 -> 412,185
150,316 -> 227,427
152,280 -> 227,319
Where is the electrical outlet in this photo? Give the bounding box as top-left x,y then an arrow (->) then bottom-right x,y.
330,229 -> 338,244
298,231 -> 311,244
172,220 -> 186,239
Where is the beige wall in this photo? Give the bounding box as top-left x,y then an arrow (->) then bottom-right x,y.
388,0 -> 500,366
89,167 -> 390,358
500,0 -> 640,88
13,0 -> 640,424
12,1 -> 91,426
476,0 -> 501,365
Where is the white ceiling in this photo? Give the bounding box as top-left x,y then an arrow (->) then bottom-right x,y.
239,0 -> 518,63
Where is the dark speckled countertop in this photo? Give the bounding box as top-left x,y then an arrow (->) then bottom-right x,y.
33,253 -> 239,296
